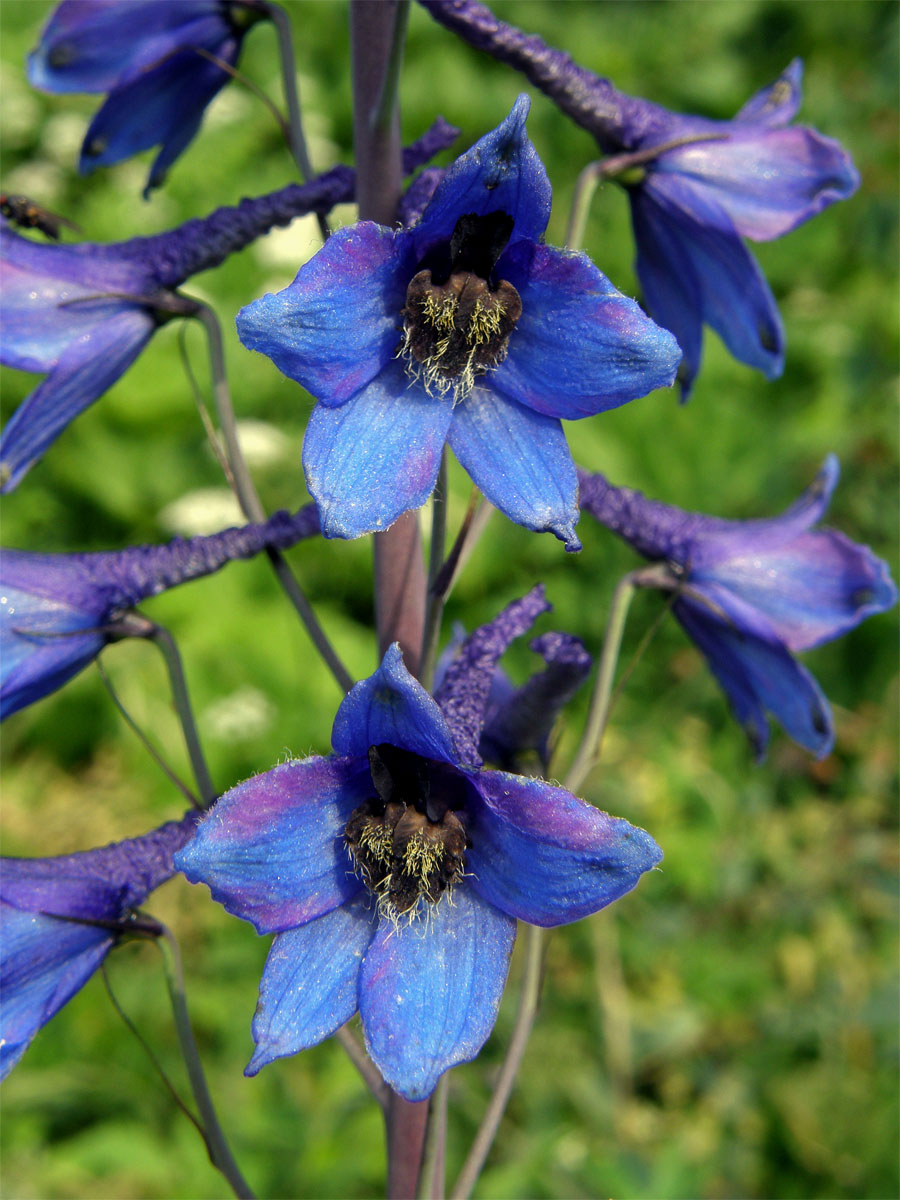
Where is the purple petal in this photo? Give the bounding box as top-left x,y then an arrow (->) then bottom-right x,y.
236,224 -> 414,408
359,884 -> 516,1100
675,597 -> 833,761
449,388 -> 580,549
466,771 -> 662,925
734,59 -> 804,128
245,894 -> 377,1076
301,361 -> 452,540
492,243 -> 680,418
175,757 -> 370,934
1,308 -> 156,492
332,644 -> 460,766
433,585 -> 550,767
413,94 -> 551,253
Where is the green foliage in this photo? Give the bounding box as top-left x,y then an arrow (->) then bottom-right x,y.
1,1 -> 897,1197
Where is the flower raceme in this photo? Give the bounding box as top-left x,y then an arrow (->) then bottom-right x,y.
28,0 -> 267,196
175,589 -> 662,1100
0,122 -> 458,492
0,811 -> 198,1080
1,505 -> 320,720
421,1 -> 859,396
578,457 -> 897,760
236,96 -> 681,550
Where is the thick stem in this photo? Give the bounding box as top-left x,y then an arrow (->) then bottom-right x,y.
451,924 -> 546,1200
387,1093 -> 431,1200
157,929 -> 255,1199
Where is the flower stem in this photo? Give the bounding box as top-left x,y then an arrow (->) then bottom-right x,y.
565,158 -> 606,251
450,923 -> 546,1200
156,928 -> 255,1199
150,624 -> 218,808
192,302 -> 354,694
387,1093 -> 431,1200
420,452 -> 449,690
418,1076 -> 449,1199
565,571 -> 640,794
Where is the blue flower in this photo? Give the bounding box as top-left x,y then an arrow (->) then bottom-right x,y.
421,3 -> 859,396
176,589 -> 661,1099
579,457 -> 897,759
236,97 -> 681,550
27,0 -> 265,196
1,812 -> 198,1079
1,505 -> 319,719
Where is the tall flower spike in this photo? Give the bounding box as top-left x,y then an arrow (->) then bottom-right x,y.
237,96 -> 681,549
0,121 -> 458,491
1,811 -> 198,1080
1,504 -> 320,719
28,0 -> 268,196
421,1 -> 859,396
579,457 -> 897,760
176,592 -> 661,1100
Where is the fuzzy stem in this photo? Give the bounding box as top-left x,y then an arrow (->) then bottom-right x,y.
451,923 -> 546,1200
157,928 -> 255,1199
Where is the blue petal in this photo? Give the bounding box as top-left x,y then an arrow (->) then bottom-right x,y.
632,174 -> 784,390
448,387 -> 581,550
734,59 -> 804,128
301,361 -> 452,540
0,309 -> 156,492
332,644 -> 460,766
176,757 -> 370,934
28,1 -> 226,93
0,902 -> 113,1081
675,597 -> 833,761
359,885 -> 516,1100
492,243 -> 680,419
245,894 -> 377,1076
237,224 -> 414,408
656,125 -> 859,243
466,772 -> 662,925
413,95 -> 551,253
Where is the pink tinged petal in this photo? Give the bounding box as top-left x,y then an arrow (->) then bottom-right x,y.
236,224 -> 415,407
466,771 -> 662,926
448,387 -> 580,550
491,244 -> 680,420
245,894 -> 377,1076
359,885 -> 516,1101
734,59 -> 804,128
332,643 -> 460,766
301,360 -> 453,540
175,757 -> 370,934
657,126 -> 859,243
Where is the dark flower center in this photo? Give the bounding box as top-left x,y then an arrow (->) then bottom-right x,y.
344,744 -> 469,923
400,211 -> 522,402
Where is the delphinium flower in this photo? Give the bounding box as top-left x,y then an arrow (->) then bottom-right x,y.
237,96 -> 681,549
176,588 -> 662,1099
1,504 -> 319,719
578,457 -> 897,759
1,810 -> 198,1079
421,0 -> 859,396
0,121 -> 458,492
27,0 -> 268,196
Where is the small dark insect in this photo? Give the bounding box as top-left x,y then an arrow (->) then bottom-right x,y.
0,192 -> 80,240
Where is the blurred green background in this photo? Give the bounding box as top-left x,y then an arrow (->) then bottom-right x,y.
1,1 -> 897,1196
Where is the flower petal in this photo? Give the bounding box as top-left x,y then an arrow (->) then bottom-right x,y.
0,903 -> 113,1081
236,224 -> 414,407
332,643 -> 460,766
245,894 -> 377,1076
359,885 -> 516,1100
492,243 -> 680,419
301,361 -> 452,540
0,308 -> 156,492
448,387 -> 580,549
175,757 -> 370,934
734,59 -> 804,128
657,125 -> 859,243
675,598 -> 833,761
413,94 -> 551,253
466,772 -> 662,926
633,174 -> 784,390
